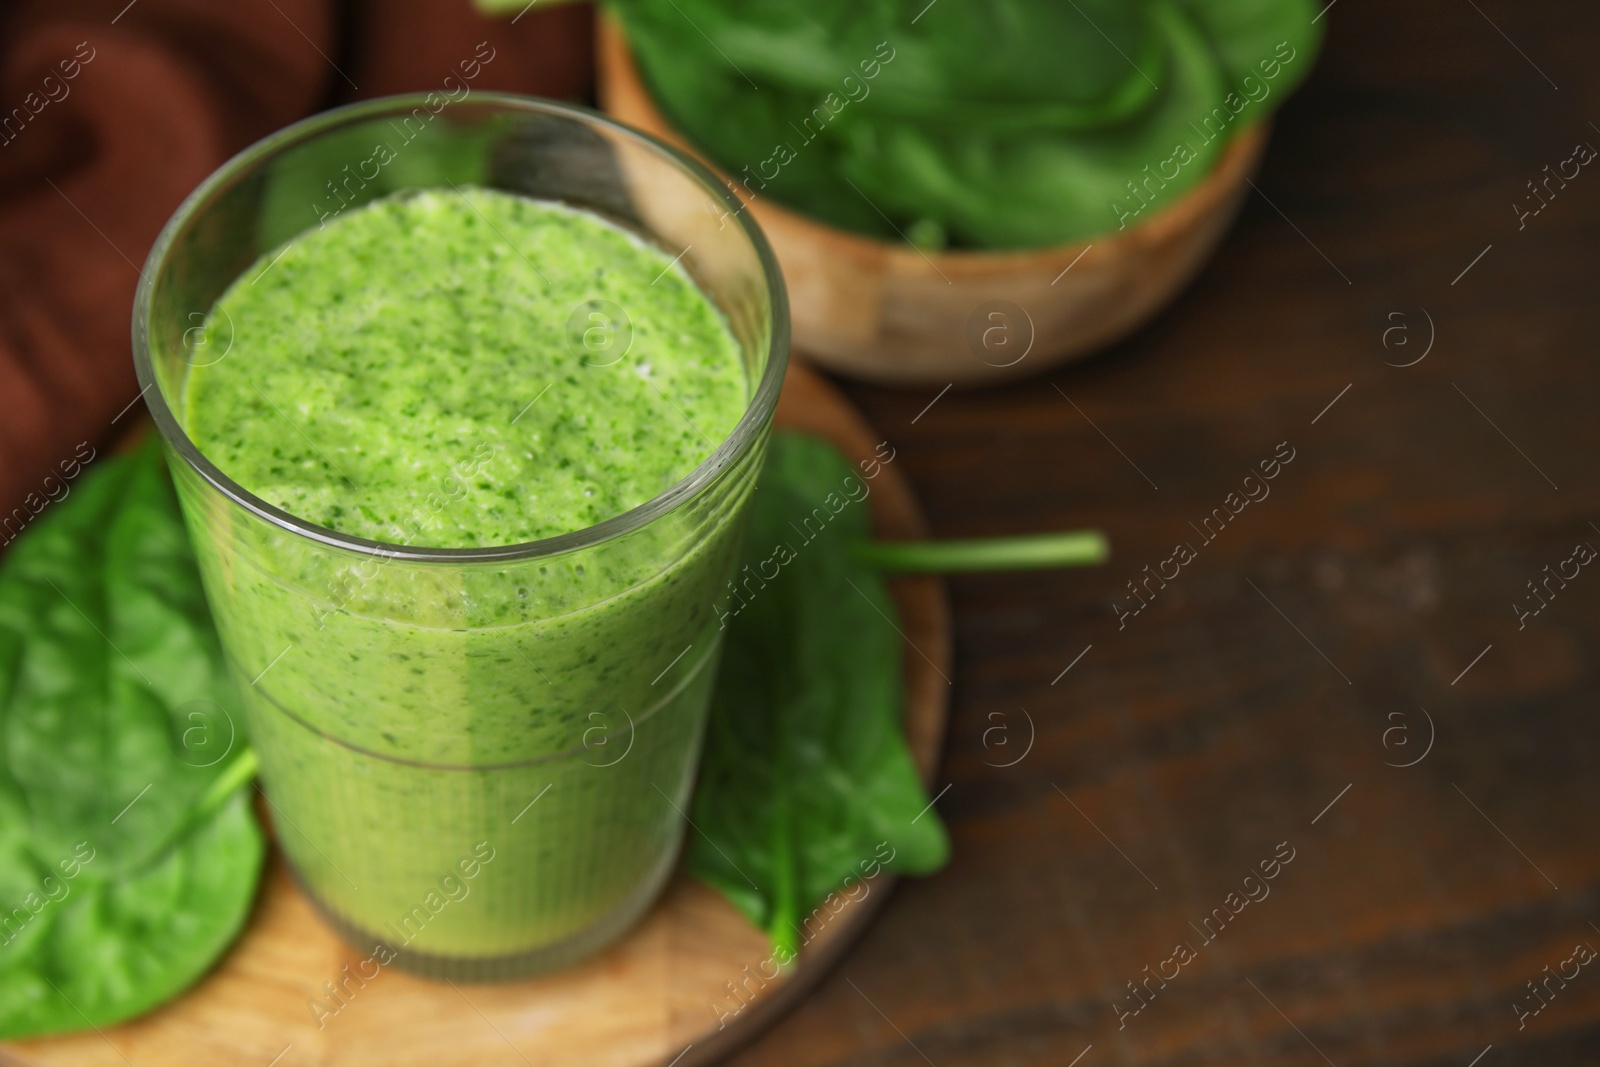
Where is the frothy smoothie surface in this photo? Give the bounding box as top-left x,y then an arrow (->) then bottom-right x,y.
182,187 -> 747,548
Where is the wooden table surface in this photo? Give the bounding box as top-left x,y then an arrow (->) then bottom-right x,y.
743,3 -> 1600,1065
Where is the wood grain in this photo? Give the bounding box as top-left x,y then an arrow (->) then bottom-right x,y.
596,14 -> 1268,386
0,362 -> 950,1067
714,4 -> 1600,1064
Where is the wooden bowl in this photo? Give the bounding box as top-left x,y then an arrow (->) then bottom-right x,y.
598,15 -> 1269,386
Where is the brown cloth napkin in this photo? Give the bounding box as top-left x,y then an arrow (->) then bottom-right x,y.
0,0 -> 592,537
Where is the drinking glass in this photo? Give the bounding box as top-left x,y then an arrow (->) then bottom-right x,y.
132,94 -> 788,979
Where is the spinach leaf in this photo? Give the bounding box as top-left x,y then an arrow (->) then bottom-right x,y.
1177,0 -> 1321,100
0,441 -> 263,1040
609,0 -> 1323,248
690,432 -> 950,959
617,0 -> 1163,129
837,2 -> 1232,247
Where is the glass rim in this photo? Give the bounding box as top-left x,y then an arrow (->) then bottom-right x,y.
131,91 -> 790,564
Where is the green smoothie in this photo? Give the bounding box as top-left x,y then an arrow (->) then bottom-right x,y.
185,189 -> 746,548
175,187 -> 759,973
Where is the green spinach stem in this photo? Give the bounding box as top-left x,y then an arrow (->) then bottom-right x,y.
196,747 -> 261,820
853,530 -> 1108,573
769,724 -> 800,963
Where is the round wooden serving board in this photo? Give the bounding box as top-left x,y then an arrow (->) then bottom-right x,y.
0,362 -> 950,1067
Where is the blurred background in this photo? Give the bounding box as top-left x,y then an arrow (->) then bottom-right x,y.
3,0 -> 1599,1064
